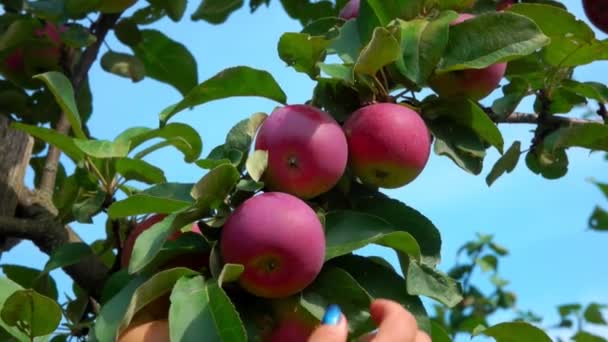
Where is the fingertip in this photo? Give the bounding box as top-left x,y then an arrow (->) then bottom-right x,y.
308,314 -> 348,342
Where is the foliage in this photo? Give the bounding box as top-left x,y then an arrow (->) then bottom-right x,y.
0,0 -> 607,341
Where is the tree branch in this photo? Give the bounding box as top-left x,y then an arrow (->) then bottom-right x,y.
494,112 -> 603,126
39,13 -> 121,194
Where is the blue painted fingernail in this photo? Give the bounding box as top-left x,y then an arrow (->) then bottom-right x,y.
322,304 -> 342,325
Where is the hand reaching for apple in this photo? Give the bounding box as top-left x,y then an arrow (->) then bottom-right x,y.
308,299 -> 431,342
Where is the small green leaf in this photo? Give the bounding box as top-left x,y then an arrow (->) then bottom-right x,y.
118,123 -> 203,163
100,51 -> 145,82
430,122 -> 485,175
584,303 -> 607,325
245,150 -> 268,182
169,276 -> 247,342
492,78 -> 531,119
72,190 -> 106,223
191,0 -> 243,24
1,289 -> 61,338
486,141 -> 521,186
354,27 -> 400,76
108,182 -> 194,218
329,255 -> 430,333
42,243 -> 93,274
225,112 -> 268,157
311,78 -> 360,122
526,145 -> 568,179
437,12 -> 549,72
324,211 -> 421,262
10,123 -> 84,162
300,267 -> 374,337
33,71 -> 86,139
190,164 -> 240,204
73,139 -> 130,159
196,146 -> 243,170
424,98 -> 504,153
395,12 -> 457,85
589,206 -> 608,231
217,264 -> 244,287
0,278 -> 28,341
406,259 -> 463,308
573,331 -> 607,342
114,19 -> 142,46
278,32 -> 330,79
159,67 -> 286,125
474,321 -> 552,342
431,321 -> 452,342
544,124 -> 608,152
562,80 -> 608,103
132,29 -> 198,96
328,20 -> 362,64
115,158 -> 166,185
95,276 -> 146,342
2,265 -> 58,301
117,268 -> 198,335
476,255 -> 498,272
558,303 -> 582,317
59,24 -> 96,48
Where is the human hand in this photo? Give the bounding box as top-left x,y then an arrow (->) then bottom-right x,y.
308,299 -> 430,342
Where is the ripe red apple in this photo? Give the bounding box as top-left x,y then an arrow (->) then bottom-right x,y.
428,13 -> 507,101
583,0 -> 608,34
343,103 -> 431,189
118,320 -> 169,342
220,192 -> 326,299
120,214 -> 203,269
254,105 -> 348,199
98,0 -> 137,13
339,0 -> 359,20
1,22 -> 63,88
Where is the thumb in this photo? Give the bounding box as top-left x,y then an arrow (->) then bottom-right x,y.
308,305 -> 348,342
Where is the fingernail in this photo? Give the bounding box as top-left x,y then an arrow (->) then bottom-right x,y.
322,304 -> 342,325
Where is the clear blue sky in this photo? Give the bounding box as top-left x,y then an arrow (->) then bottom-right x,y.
2,1 -> 607,340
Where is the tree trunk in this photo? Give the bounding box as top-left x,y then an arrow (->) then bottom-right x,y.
0,115 -> 34,254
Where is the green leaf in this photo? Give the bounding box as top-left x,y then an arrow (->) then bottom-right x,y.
584,303 -> 607,325
328,20 -> 362,64
406,259 -> 463,308
118,123 -> 203,163
169,276 -> 247,342
278,32 -> 330,79
562,80 -> 608,103
217,264 -> 244,287
108,182 -> 194,218
430,122 -> 485,175
395,12 -> 457,85
431,321 -> 452,342
526,145 -> 568,179
149,0 -> 187,21
300,267 -> 374,337
196,146 -> 243,170
589,206 -> 608,231
117,268 -> 198,335
245,150 -> 268,182
10,123 -> 84,162
437,12 -> 549,72
100,51 -> 145,82
191,0 -> 243,24
424,98 -> 504,153
1,289 -> 61,338
476,254 -> 498,272
352,196 -> 442,267
301,17 -> 343,35
486,141 -> 521,186
59,24 -> 96,48
311,78 -> 360,122
95,276 -> 146,342
225,112 -> 268,156
354,27 -> 400,76
544,124 -> 608,152
474,322 -> 552,342
42,243 -> 93,274
573,331 -> 607,342
558,303 -> 582,317
72,190 -> 106,223
492,78 -> 531,119
33,71 -> 86,139
329,255 -> 430,333
324,211 -> 421,262
318,63 -> 353,82
114,19 -> 142,46
159,66 -> 286,125
132,29 -> 198,96
1,265 -> 58,301
73,139 -> 130,159
115,158 -> 166,185
0,277 -> 28,341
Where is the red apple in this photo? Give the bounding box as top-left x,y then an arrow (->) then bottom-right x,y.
220,192 -> 326,299
428,13 -> 507,101
343,103 -> 431,188
583,0 -> 608,34
339,0 -> 359,20
120,214 -> 203,269
263,297 -> 319,342
254,105 -> 348,199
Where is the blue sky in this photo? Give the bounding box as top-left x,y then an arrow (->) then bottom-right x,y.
2,0 -> 607,340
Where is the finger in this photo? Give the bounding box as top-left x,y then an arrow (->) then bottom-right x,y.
308,305 -> 348,342
415,331 -> 431,342
369,299 -> 418,342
